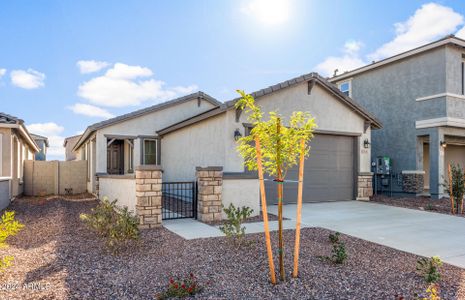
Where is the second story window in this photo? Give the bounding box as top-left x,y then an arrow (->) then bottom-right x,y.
338,80 -> 351,97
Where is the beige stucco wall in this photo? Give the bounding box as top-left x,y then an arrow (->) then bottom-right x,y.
161,82 -> 372,182
222,178 -> 260,217
79,98 -> 216,193
98,176 -> 136,212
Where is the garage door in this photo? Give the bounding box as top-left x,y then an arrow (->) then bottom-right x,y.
265,134 -> 355,204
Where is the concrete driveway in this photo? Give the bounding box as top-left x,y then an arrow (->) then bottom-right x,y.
268,201 -> 465,268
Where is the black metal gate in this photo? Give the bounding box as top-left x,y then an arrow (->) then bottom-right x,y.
162,181 -> 197,220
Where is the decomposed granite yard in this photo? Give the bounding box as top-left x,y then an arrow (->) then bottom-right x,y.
1,197 -> 465,300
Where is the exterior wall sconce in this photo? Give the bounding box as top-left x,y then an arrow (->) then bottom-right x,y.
363,139 -> 370,149
440,141 -> 447,148
234,128 -> 242,141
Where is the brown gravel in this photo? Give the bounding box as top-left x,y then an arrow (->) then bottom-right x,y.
1,197 -> 465,299
372,195 -> 465,217
208,212 -> 283,226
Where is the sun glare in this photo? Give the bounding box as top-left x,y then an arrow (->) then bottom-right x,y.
242,0 -> 291,26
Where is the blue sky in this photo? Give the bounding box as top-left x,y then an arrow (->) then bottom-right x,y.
1,0 -> 465,159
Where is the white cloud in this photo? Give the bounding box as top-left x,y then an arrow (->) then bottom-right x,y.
105,63 -> 153,79
241,0 -> 291,26
315,3 -> 465,77
68,103 -> 114,119
369,3 -> 464,61
315,40 -> 366,77
77,60 -> 110,74
0,69 -> 6,77
77,63 -> 198,107
457,26 -> 465,39
10,69 -> 46,89
27,122 -> 65,159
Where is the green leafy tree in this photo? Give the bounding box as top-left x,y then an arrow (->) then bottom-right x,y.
0,211 -> 24,271
444,163 -> 465,214
235,90 -> 316,281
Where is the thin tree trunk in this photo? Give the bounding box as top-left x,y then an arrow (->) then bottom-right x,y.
254,136 -> 277,285
293,139 -> 305,278
276,119 -> 285,281
448,164 -> 455,214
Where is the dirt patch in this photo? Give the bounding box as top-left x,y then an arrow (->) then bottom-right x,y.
371,195 -> 465,217
1,198 -> 464,299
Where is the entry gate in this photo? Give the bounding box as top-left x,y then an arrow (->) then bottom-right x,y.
162,181 -> 197,220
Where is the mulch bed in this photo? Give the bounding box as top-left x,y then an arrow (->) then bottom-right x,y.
1,197 -> 465,299
372,195 -> 465,217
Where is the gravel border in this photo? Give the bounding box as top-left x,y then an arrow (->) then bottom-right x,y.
1,197 -> 464,299
371,195 -> 465,218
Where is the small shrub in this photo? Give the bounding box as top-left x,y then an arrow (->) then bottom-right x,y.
423,283 -> 441,300
319,232 -> 347,264
80,197 -> 139,254
444,163 -> 465,214
416,256 -> 442,284
329,232 -> 340,244
0,211 -> 24,271
157,273 -> 203,299
219,203 -> 253,245
425,204 -> 435,211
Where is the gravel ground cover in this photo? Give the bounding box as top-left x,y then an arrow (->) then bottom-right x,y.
372,195 -> 465,218
1,197 -> 465,299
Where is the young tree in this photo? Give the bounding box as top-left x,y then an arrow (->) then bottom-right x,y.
235,90 -> 316,281
445,163 -> 465,214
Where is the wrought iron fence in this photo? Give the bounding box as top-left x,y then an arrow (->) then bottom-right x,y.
162,181 -> 197,220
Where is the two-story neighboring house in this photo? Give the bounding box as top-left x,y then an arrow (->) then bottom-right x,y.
330,35 -> 465,199
30,133 -> 49,161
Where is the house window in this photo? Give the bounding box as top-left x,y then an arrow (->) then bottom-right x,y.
338,80 -> 351,97
143,139 -> 157,165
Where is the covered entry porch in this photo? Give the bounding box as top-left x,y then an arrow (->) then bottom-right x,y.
417,127 -> 465,198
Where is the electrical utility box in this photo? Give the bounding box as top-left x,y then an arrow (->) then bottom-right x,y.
375,156 -> 391,175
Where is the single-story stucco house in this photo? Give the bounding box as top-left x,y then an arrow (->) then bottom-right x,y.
330,35 -> 465,199
72,91 -> 222,196
30,133 -> 49,161
157,72 -> 381,214
0,112 -> 39,209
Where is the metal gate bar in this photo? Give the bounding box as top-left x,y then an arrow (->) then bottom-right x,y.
162,181 -> 197,220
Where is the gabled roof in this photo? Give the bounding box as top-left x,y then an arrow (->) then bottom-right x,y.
30,133 -> 49,147
0,112 -> 40,152
330,35 -> 465,82
63,134 -> 82,147
158,72 -> 382,136
73,91 -> 221,150
0,112 -> 21,124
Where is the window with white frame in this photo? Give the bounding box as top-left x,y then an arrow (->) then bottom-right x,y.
143,139 -> 157,165
338,80 -> 351,97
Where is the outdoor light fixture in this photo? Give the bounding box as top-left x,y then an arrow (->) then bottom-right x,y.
234,128 -> 242,141
440,141 -> 447,148
363,139 -> 371,149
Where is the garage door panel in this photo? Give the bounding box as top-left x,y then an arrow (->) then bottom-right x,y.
266,134 -> 355,204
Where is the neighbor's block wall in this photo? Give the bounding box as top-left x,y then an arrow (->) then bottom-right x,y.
135,165 -> 162,228
196,166 -> 223,222
24,160 -> 87,196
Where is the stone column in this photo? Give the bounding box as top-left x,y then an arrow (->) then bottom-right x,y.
135,165 -> 162,229
402,171 -> 425,194
356,172 -> 373,201
196,166 -> 223,222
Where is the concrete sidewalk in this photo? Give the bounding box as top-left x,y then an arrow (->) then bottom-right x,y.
163,201 -> 465,268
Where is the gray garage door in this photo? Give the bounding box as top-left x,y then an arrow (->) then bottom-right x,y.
265,134 -> 355,204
